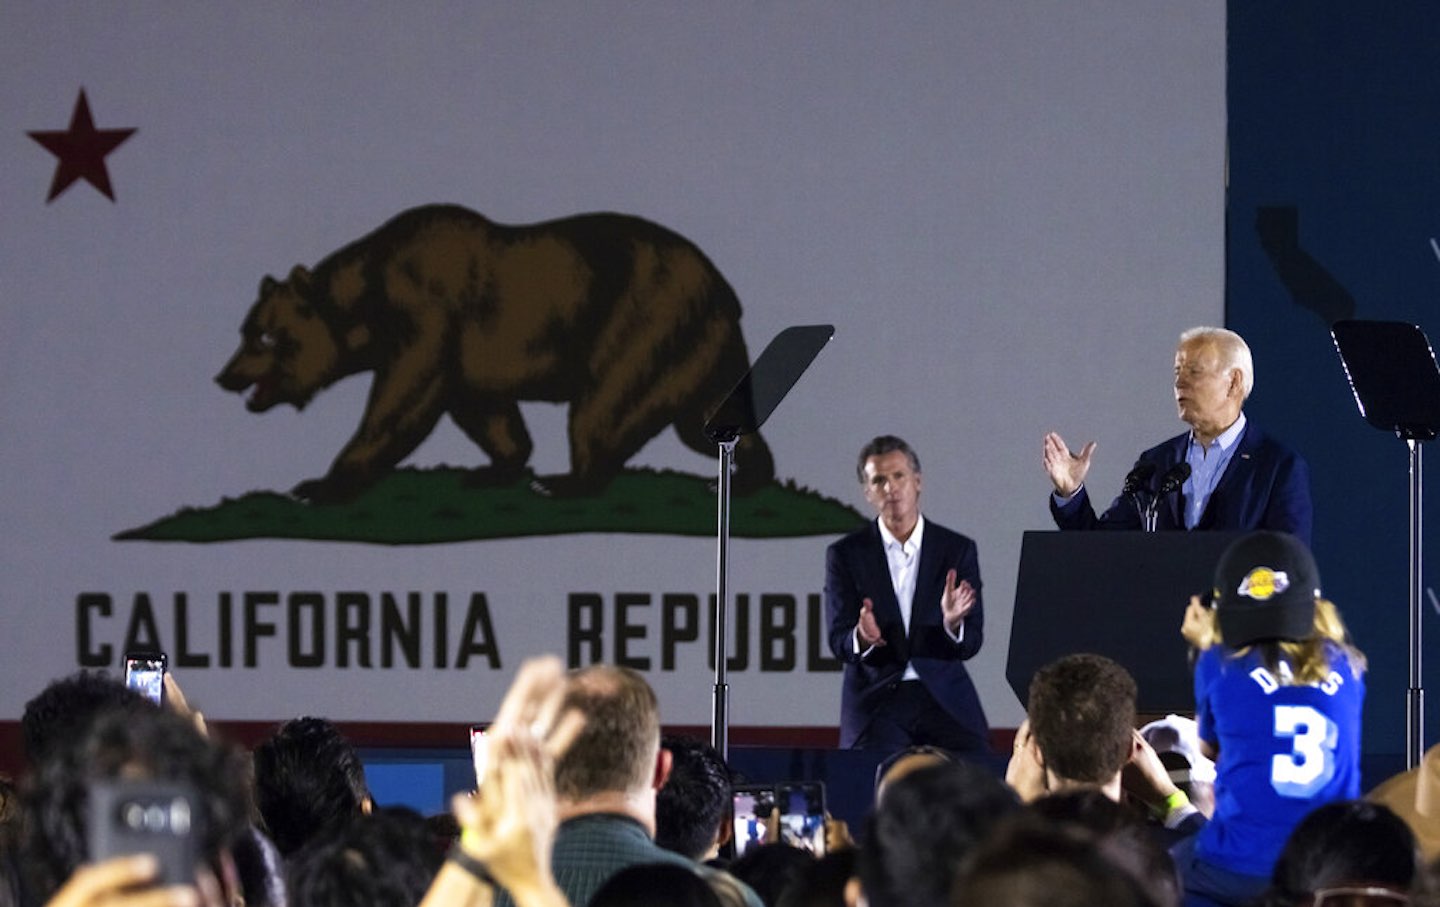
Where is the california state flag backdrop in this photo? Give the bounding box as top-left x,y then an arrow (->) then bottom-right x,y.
0,4 -> 1224,729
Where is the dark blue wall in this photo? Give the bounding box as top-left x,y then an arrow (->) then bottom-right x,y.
1228,2 -> 1440,774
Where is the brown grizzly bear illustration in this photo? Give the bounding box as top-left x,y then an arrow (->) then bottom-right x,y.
216,204 -> 774,503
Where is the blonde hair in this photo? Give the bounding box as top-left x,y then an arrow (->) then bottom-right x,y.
1198,598 -> 1367,684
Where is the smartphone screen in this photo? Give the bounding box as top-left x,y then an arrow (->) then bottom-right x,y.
778,782 -> 826,855
88,779 -> 199,887
731,785 -> 775,858
124,653 -> 166,706
469,725 -> 487,788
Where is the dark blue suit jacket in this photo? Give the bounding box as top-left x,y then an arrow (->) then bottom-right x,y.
824,519 -> 988,749
1049,420 -> 1312,547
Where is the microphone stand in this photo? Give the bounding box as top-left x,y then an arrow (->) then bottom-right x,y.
1143,464 -> 1192,533
1122,464 -> 1157,531
1130,489 -> 1156,531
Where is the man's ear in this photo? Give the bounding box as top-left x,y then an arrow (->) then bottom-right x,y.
653,747 -> 674,790
716,814 -> 734,848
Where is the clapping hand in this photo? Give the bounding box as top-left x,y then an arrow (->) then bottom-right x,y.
437,656 -> 583,907
857,598 -> 886,649
941,569 -> 975,634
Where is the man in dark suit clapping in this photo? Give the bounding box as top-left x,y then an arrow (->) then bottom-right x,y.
825,435 -> 989,757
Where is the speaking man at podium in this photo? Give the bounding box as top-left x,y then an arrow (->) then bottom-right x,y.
1042,326 -> 1313,546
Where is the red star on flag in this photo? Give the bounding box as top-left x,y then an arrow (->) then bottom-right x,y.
28,89 -> 137,203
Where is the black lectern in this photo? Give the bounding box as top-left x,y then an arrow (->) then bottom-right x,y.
1007,530 -> 1244,713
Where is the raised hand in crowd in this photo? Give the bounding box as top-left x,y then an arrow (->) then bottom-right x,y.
1180,595 -> 1217,650
1004,719 -> 1046,802
823,815 -> 854,853
162,674 -> 209,739
420,655 -> 584,907
1120,730 -> 1181,814
43,854 -> 224,907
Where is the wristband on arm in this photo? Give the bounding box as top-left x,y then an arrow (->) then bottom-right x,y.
447,841 -> 496,888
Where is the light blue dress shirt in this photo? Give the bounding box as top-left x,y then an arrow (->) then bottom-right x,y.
1184,412 -> 1247,529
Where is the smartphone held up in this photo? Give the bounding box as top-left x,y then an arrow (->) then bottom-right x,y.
732,781 -> 826,857
123,652 -> 166,706
87,779 -> 200,887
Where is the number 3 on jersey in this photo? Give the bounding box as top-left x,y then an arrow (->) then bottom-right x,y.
1271,705 -> 1338,797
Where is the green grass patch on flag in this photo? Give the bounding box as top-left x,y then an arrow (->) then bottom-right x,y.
115,467 -> 867,545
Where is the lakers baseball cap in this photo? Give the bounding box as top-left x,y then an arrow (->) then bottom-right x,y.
1213,530 -> 1319,646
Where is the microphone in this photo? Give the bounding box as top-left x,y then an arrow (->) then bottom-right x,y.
1156,462 -> 1192,496
1121,462 -> 1156,495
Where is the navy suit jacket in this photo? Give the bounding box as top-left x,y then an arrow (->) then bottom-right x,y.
1049,420 -> 1312,547
824,518 -> 988,749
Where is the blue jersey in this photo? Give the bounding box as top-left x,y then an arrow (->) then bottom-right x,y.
1194,641 -> 1364,878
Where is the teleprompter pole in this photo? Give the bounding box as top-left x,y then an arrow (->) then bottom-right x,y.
711,436 -> 736,760
702,325 -> 834,760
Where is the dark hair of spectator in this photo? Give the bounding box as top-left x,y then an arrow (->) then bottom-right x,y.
1029,789 -> 1136,832
589,862 -> 724,907
424,811 -> 461,858
21,671 -> 150,763
1027,653 -> 1137,783
952,813 -> 1163,907
286,807 -> 443,907
729,843 -> 816,907
858,760 -> 1020,907
0,774 -> 21,907
1030,790 -> 1179,907
230,825 -> 286,907
21,706 -> 250,902
0,775 -> 17,831
1260,800 -> 1418,907
873,744 -> 953,793
253,716 -> 371,857
656,735 -> 733,860
777,847 -> 857,907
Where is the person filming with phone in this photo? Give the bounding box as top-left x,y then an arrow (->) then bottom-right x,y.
19,702 -> 251,907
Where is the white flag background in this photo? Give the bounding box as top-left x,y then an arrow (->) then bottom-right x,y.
0,3 -> 1224,729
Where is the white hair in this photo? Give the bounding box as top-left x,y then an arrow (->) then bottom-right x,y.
1180,326 -> 1254,398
